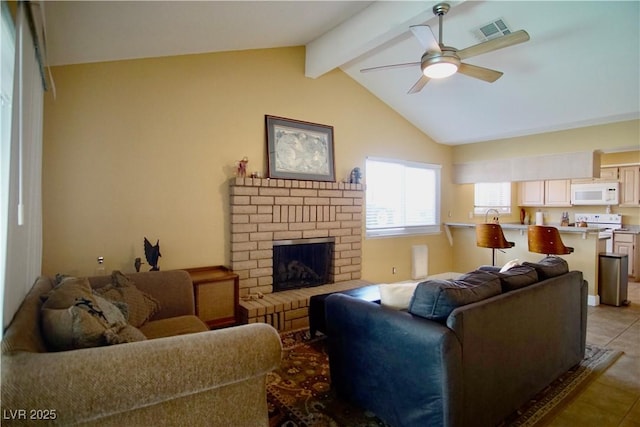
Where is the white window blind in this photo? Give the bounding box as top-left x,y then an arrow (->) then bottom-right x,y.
474,182 -> 512,215
2,2 -> 44,334
0,0 -> 16,338
366,157 -> 441,238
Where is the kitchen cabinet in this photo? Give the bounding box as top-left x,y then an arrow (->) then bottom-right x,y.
518,179 -> 571,207
518,181 -> 544,206
571,167 -> 618,183
613,232 -> 639,281
619,166 -> 640,206
600,167 -> 618,180
544,180 -> 572,206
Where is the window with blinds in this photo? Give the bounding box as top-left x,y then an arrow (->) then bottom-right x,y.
365,157 -> 441,238
1,1 -> 16,335
474,182 -> 512,215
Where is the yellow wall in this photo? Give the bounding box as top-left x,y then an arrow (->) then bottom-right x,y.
43,47 -> 454,279
601,150 -> 640,166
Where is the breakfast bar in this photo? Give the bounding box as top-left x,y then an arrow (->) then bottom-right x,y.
444,222 -> 607,305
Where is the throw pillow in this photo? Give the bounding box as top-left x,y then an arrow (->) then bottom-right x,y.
94,271 -> 160,327
523,256 -> 569,280
408,270 -> 501,322
379,282 -> 420,310
41,276 -> 94,308
41,279 -> 146,351
499,259 -> 521,273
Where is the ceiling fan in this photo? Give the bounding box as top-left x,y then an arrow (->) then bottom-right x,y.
361,2 -> 530,94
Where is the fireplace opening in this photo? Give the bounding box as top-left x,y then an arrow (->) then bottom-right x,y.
273,237 -> 335,292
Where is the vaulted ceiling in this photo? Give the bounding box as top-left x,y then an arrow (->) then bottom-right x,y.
43,1 -> 640,146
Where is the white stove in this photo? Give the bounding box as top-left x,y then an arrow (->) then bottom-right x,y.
574,213 -> 623,252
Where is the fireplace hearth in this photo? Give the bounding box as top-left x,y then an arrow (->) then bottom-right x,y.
273,237 -> 335,292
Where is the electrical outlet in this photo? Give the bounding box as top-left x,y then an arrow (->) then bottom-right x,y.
468,211 -> 474,219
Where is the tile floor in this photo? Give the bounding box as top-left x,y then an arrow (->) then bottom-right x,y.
547,280 -> 640,426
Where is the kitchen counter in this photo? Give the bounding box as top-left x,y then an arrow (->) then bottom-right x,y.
444,222 -> 604,237
614,226 -> 640,234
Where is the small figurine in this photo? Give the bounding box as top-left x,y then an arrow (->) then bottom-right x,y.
144,237 -> 161,271
236,157 -> 249,177
349,167 -> 362,184
134,257 -> 143,272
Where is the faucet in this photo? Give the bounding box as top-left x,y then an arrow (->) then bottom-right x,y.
485,208 -> 500,224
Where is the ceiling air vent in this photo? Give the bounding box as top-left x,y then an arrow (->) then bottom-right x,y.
473,18 -> 512,42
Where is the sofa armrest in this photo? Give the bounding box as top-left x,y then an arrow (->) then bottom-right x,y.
325,294 -> 462,427
1,323 -> 281,425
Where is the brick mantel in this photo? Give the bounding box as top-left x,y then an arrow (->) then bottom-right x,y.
229,177 -> 364,297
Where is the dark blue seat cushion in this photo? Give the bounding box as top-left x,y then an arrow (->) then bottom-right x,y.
408,270 -> 501,322
490,265 -> 539,292
523,256 -> 569,280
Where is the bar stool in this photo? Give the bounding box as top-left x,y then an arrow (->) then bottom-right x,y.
527,225 -> 574,255
476,223 -> 515,266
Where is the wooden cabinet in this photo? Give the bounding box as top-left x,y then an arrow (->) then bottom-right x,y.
599,167 -> 618,180
518,181 -> 544,206
619,166 -> 640,206
613,233 -> 639,280
184,266 -> 239,329
518,179 -> 571,206
571,167 -> 619,183
544,180 -> 572,206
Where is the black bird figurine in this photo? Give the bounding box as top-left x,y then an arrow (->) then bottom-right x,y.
144,238 -> 161,271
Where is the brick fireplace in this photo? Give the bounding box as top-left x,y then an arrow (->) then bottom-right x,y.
230,177 -> 367,330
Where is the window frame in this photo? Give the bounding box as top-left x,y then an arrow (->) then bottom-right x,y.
365,156 -> 441,238
473,182 -> 512,216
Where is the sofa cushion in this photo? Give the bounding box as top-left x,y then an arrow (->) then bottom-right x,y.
523,256 -> 569,280
490,265 -> 539,292
94,271 -> 160,327
408,270 -> 501,322
139,315 -> 209,339
41,278 -> 146,351
379,282 -> 420,310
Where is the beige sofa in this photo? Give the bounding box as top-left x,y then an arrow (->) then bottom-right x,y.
1,270 -> 282,426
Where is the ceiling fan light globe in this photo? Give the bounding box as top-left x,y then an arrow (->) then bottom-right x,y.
421,50 -> 460,79
424,62 -> 458,79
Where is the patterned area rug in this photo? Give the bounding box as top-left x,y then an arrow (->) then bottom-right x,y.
267,328 -> 622,427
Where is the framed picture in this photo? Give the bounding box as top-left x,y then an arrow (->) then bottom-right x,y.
265,115 -> 336,182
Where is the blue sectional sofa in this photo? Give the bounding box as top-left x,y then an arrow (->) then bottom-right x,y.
325,257 -> 587,427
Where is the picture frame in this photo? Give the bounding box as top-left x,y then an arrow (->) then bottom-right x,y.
265,115 -> 336,182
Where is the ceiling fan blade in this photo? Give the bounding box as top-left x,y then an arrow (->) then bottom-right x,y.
407,75 -> 430,94
410,25 -> 441,52
458,63 -> 503,83
457,30 -> 530,60
360,62 -> 420,73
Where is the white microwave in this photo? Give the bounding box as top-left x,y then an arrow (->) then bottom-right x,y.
570,182 -> 619,205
